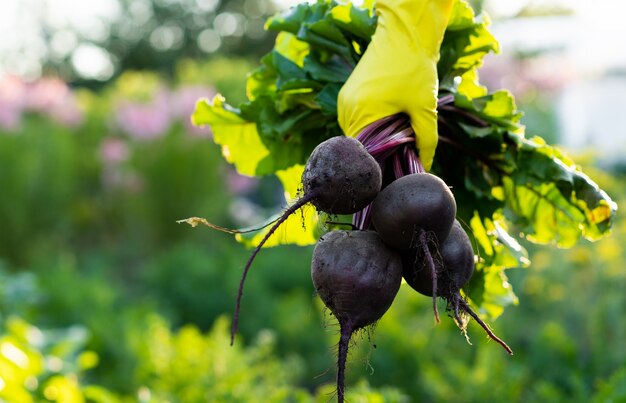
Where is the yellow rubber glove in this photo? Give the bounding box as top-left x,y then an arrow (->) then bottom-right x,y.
337,0 -> 453,171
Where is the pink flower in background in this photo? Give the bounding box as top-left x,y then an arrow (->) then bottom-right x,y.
2,75 -> 214,138
115,91 -> 172,140
172,85 -> 215,137
3,75 -> 213,137
1,74 -> 84,131
25,77 -> 84,126
48,96 -> 84,127
26,77 -> 71,111
99,136 -> 143,192
0,75 -> 27,131
100,137 -> 130,165
0,102 -> 23,131
226,169 -> 259,195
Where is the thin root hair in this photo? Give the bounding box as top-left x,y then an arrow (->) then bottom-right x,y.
319,383 -> 339,403
320,305 -> 340,331
176,216 -> 280,235
458,298 -> 514,355
418,228 -> 441,323
361,324 -> 379,376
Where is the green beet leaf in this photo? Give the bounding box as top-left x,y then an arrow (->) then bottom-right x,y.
192,96 -> 267,177
329,3 -> 376,41
464,213 -> 527,319
438,0 -> 500,91
504,134 -> 616,247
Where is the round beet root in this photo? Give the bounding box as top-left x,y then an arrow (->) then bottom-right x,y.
303,136 -> 382,215
230,136 -> 382,344
312,230 -> 402,330
403,220 -> 513,355
404,220 -> 474,297
311,230 -> 402,402
371,173 -> 456,250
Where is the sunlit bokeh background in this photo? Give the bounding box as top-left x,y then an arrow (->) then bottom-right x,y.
1,0 -> 625,401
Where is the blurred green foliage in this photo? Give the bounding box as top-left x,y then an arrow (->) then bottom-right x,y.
0,315 -> 118,403
1,58 -> 625,402
34,0 -> 279,86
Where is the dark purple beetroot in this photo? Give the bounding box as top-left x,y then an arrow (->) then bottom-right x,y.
304,136 -> 382,215
403,220 -> 513,355
404,220 -> 474,297
231,136 -> 382,344
371,173 -> 456,250
311,230 -> 402,402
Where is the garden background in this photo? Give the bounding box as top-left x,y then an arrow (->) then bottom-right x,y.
1,0 -> 625,401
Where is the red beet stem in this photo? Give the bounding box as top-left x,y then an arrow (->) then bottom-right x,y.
404,145 -> 425,174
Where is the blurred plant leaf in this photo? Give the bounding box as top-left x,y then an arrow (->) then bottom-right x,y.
0,317 -> 120,402
592,368 -> 626,403
192,95 -> 269,176
454,90 -> 523,132
465,214 -> 525,319
274,32 -> 310,67
503,134 -> 617,247
330,3 -> 376,41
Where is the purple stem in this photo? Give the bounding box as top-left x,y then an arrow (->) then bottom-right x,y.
367,129 -> 415,160
352,113 -> 419,230
392,152 -> 404,179
438,94 -> 455,106
353,204 -> 372,231
356,114 -> 404,145
439,104 -> 490,128
357,114 -> 411,155
404,145 -> 425,174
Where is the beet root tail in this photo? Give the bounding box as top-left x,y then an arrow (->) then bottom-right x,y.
337,324 -> 353,403
458,298 -> 513,355
419,229 -> 440,323
230,193 -> 315,345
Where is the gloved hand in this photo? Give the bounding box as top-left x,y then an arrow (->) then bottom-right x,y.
338,0 -> 453,171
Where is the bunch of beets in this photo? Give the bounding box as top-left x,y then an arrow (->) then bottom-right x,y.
229,114 -> 512,402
